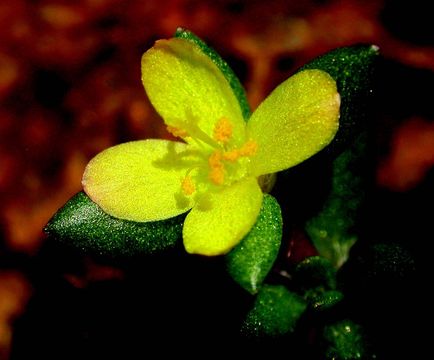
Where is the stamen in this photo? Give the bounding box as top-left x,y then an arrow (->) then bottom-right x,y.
208,150 -> 223,168
222,140 -> 258,162
239,140 -> 258,157
208,151 -> 225,185
213,117 -> 233,144
209,168 -> 225,185
222,149 -> 240,162
167,125 -> 188,138
181,175 -> 196,196
184,109 -> 220,148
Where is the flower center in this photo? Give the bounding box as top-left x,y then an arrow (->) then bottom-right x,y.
167,117 -> 257,196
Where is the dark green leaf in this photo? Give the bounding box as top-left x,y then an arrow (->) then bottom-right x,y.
308,289 -> 344,312
175,28 -> 251,120
226,194 -> 282,294
241,284 -> 307,338
305,133 -> 367,268
300,44 -> 379,153
293,256 -> 337,292
293,257 -> 343,312
323,320 -> 369,360
44,192 -> 184,257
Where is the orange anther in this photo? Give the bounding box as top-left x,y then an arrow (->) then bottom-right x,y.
209,168 -> 225,185
208,150 -> 223,168
223,149 -> 240,162
223,140 -> 257,162
167,125 -> 188,138
213,117 -> 233,143
239,140 -> 258,157
208,151 -> 225,185
181,176 -> 196,196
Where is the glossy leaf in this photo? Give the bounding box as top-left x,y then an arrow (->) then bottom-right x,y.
323,320 -> 368,360
293,257 -> 343,313
225,194 -> 282,294
241,285 -> 307,338
44,192 -> 184,257
305,133 -> 367,268
307,290 -> 344,312
293,256 -> 337,292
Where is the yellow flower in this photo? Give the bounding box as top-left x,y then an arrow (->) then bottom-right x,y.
82,38 -> 340,256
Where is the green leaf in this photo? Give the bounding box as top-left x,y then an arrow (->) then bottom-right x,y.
305,133 -> 367,268
241,284 -> 307,338
293,257 -> 343,313
323,320 -> 369,360
44,192 -> 184,257
174,28 -> 251,120
300,45 -> 379,153
225,194 -> 282,294
307,289 -> 344,312
293,256 -> 337,292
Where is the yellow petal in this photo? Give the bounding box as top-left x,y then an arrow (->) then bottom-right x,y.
247,69 -> 340,176
183,177 -> 263,256
141,38 -> 246,146
82,139 -> 195,222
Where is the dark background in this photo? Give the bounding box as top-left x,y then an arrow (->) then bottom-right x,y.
1,0 -> 432,358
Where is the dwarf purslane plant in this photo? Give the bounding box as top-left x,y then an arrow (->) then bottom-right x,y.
82,36 -> 340,256
45,28 -> 379,351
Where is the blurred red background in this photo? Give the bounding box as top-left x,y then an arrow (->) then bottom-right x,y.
1,0 -> 433,358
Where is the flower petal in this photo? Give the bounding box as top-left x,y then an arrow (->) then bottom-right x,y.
247,69 -> 340,176
141,38 -> 246,146
82,139 -> 195,222
175,28 -> 251,120
183,177 -> 263,256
